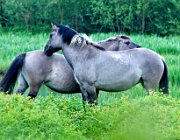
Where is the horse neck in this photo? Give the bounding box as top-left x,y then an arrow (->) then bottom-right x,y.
100,41 -> 131,51
61,44 -> 76,68
99,41 -> 118,51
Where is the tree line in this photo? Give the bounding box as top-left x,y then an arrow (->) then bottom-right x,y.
0,0 -> 179,35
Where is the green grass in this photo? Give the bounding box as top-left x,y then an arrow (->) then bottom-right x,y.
0,93 -> 179,140
0,31 -> 48,72
0,30 -> 180,139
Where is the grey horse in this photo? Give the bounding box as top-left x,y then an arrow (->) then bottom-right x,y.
44,24 -> 168,104
97,35 -> 141,51
0,35 -> 140,98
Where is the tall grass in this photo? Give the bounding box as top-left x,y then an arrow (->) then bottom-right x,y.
0,31 -> 48,72
0,30 -> 180,139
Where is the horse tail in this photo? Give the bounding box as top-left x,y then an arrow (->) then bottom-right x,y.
159,60 -> 169,94
0,53 -> 26,94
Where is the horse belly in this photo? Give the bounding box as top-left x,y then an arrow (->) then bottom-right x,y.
95,71 -> 141,92
45,80 -> 80,93
96,81 -> 137,91
42,59 -> 80,93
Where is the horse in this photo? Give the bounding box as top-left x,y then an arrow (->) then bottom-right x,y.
44,24 -> 168,104
0,36 -> 140,98
97,35 -> 141,51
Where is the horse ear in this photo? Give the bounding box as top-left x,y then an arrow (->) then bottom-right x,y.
51,22 -> 54,28
120,35 -> 130,39
65,25 -> 69,28
51,22 -> 57,29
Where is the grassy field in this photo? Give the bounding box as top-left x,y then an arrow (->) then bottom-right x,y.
0,30 -> 180,139
0,94 -> 179,140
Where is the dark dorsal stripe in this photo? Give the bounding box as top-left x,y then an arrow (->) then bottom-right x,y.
86,41 -> 105,51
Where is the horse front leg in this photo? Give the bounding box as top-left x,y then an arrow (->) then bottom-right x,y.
80,86 -> 89,104
80,84 -> 98,105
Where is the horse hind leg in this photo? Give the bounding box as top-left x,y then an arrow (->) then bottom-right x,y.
28,84 -> 41,99
140,77 -> 157,95
16,74 -> 28,95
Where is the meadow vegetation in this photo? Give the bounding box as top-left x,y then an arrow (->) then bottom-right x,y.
0,94 -> 179,140
0,30 -> 179,139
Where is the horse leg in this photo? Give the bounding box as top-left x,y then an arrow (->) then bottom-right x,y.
80,84 -> 98,105
80,86 -> 89,104
16,74 -> 28,95
88,86 -> 98,105
141,78 -> 157,94
28,84 -> 41,99
96,89 -> 100,98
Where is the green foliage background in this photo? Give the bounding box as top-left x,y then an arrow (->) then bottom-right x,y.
0,0 -> 179,35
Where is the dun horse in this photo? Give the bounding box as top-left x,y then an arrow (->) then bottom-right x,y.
44,24 -> 168,104
97,35 -> 141,51
0,35 -> 140,98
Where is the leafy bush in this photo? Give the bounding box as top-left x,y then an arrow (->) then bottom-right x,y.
0,93 -> 179,140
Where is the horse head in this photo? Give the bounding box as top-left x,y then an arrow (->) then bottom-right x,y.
44,24 -> 78,56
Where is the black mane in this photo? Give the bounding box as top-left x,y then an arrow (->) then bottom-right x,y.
57,24 -> 105,51
57,25 -> 78,45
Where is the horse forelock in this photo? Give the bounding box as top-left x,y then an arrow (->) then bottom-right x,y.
82,34 -> 93,42
70,34 -> 87,47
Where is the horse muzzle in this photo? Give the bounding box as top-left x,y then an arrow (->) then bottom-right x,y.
44,45 -> 61,56
44,45 -> 53,56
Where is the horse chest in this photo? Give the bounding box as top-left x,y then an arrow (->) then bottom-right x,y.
73,64 -> 96,85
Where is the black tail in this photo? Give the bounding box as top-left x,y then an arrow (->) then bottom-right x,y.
0,53 -> 26,94
159,60 -> 169,94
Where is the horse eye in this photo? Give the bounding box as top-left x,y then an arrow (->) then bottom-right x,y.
50,34 -> 53,38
